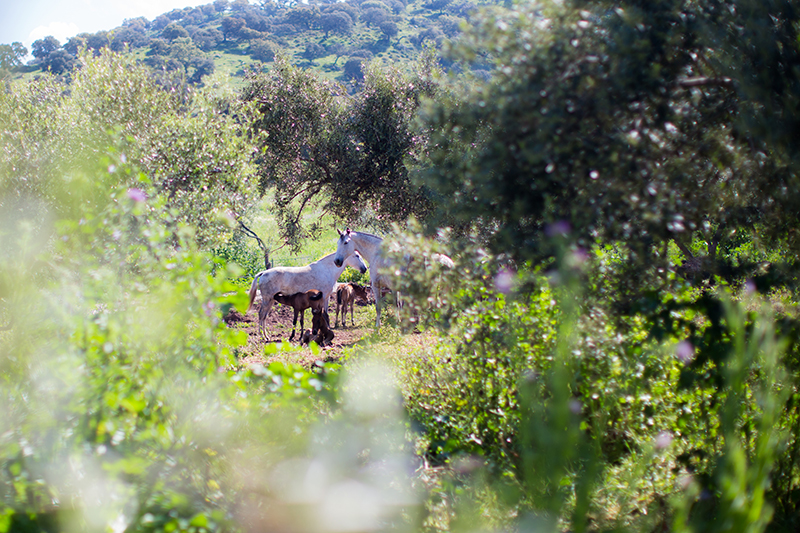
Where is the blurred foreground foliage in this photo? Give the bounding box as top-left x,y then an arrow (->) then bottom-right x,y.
0,154 -> 420,531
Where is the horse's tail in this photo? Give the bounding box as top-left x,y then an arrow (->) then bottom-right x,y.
247,273 -> 262,311
336,285 -> 344,305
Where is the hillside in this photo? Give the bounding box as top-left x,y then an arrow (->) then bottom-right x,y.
3,0 -> 489,86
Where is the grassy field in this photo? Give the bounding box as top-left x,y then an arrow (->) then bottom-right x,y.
240,196 -> 348,267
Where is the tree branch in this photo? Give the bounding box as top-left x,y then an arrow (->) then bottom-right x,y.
291,186 -> 323,229
239,220 -> 273,270
708,227 -> 725,260
284,180 -> 324,205
674,239 -> 695,260
299,155 -> 333,183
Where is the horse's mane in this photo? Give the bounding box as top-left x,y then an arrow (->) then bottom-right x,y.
346,230 -> 383,242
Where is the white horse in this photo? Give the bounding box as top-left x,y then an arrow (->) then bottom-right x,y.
333,228 -> 456,329
333,229 -> 452,328
333,229 -> 392,329
247,251 -> 368,341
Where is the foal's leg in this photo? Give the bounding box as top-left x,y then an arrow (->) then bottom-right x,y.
334,290 -> 343,328
289,309 -> 299,341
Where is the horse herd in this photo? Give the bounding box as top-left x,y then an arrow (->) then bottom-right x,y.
246,229 -> 391,346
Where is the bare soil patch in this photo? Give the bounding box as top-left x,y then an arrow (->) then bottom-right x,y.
224,298 -> 373,368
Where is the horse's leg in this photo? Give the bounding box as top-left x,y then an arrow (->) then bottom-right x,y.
373,280 -> 382,329
259,298 -> 274,341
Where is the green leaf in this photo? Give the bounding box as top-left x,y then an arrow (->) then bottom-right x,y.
120,397 -> 147,413
189,513 -> 209,528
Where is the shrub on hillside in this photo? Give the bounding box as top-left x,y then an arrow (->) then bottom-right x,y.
192,27 -> 224,51
109,26 -> 149,50
272,23 -> 299,36
161,22 -> 190,41
343,57 -> 366,80
303,43 -> 327,60
361,7 -> 390,26
379,21 -> 399,41
41,50 -> 75,75
410,27 -> 444,48
437,14 -> 463,37
320,12 -> 354,38
239,27 -> 266,41
249,39 -> 277,62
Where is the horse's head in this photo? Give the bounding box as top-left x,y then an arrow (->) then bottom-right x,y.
334,228 -> 355,267
344,250 -> 368,274
352,283 -> 370,300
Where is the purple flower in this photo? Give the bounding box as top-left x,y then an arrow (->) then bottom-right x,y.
494,269 -> 515,294
569,248 -> 589,267
655,431 -> 673,450
676,340 -> 695,364
127,188 -> 146,203
545,220 -> 571,237
569,399 -> 582,414
745,279 -> 757,294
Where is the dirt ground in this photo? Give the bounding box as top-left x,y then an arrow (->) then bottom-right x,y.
223,295 -> 373,368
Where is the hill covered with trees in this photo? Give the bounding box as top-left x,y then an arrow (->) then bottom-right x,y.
2,0 -> 485,85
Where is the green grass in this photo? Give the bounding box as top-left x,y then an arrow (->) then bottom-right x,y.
209,46 -> 256,89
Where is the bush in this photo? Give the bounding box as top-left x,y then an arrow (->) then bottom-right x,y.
361,7 -> 390,26
1,50 -> 258,249
379,21 -> 399,40
161,22 -> 190,41
343,56 -> 368,80
387,226 -> 796,531
249,38 -> 276,62
213,236 -> 266,285
302,42 -> 326,60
